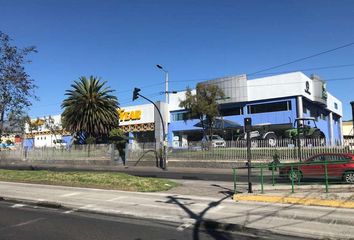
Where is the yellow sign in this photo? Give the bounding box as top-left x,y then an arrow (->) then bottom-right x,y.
118,109 -> 142,122
31,119 -> 45,126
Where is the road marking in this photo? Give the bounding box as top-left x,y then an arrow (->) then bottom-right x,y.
106,196 -> 126,202
14,218 -> 44,227
207,205 -> 224,213
64,210 -> 76,214
64,204 -> 96,214
60,192 -> 80,197
177,222 -> 192,231
11,204 -> 26,208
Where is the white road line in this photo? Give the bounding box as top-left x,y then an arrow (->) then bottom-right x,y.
106,196 -> 126,202
13,218 -> 44,227
60,192 -> 80,197
79,204 -> 95,209
177,222 -> 192,231
64,204 -> 95,214
207,205 -> 224,212
64,210 -> 76,214
11,204 -> 26,208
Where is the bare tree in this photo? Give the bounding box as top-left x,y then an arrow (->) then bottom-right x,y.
0,31 -> 37,144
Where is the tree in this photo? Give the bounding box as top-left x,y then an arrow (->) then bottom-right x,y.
179,83 -> 225,138
109,128 -> 127,164
43,115 -> 63,146
0,31 -> 37,144
61,76 -> 119,142
24,115 -> 40,147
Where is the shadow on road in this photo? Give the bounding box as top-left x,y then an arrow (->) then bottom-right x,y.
164,184 -> 234,240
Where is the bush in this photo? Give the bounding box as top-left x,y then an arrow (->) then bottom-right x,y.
86,136 -> 96,145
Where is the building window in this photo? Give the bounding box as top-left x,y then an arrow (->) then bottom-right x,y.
220,107 -> 243,116
247,101 -> 291,114
320,113 -> 327,120
172,112 -> 198,121
334,103 -> 338,109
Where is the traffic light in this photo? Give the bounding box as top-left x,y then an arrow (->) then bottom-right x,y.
244,117 -> 252,133
132,88 -> 141,101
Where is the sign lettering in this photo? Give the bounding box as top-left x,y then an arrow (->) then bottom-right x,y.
118,109 -> 142,122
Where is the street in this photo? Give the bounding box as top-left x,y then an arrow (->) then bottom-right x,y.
0,201 -> 302,240
0,181 -> 353,239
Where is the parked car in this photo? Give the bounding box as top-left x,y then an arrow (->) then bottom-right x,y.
201,135 -> 226,149
278,153 -> 354,183
53,139 -> 67,149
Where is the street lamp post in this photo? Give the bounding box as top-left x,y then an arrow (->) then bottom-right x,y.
156,65 -> 169,170
156,64 -> 169,104
351,101 -> 354,137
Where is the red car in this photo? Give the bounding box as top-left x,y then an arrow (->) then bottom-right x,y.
279,153 -> 354,183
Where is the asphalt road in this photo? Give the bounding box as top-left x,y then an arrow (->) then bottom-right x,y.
0,201 -> 305,240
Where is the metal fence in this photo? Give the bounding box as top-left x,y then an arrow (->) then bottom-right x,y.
233,157 -> 354,194
126,142 -> 158,165
168,139 -> 353,162
0,144 -> 113,161
1,139 -> 353,164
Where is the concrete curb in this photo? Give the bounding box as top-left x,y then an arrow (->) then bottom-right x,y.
233,194 -> 354,209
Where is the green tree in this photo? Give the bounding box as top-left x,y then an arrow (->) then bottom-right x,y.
0,31 -> 37,144
179,83 -> 225,138
109,128 -> 127,164
61,76 -> 119,142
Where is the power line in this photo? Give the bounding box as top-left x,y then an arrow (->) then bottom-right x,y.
169,62 -> 354,86
248,41 -> 354,75
171,76 -> 354,92
118,92 -> 162,106
116,82 -> 165,94
250,63 -> 354,76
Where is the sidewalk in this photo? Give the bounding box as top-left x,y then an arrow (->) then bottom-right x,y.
0,181 -> 353,239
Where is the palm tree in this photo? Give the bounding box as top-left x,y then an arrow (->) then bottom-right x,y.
61,76 -> 119,139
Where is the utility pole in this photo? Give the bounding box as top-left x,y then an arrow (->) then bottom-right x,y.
244,117 -> 253,193
351,101 -> 354,137
156,65 -> 169,169
156,64 -> 169,104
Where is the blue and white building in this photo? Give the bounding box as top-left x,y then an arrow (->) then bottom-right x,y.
168,72 -> 342,147
24,72 -> 343,148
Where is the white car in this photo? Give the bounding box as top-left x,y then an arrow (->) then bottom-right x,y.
53,139 -> 67,149
202,135 -> 226,148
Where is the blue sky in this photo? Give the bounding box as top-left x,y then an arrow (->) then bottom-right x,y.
1,0 -> 354,119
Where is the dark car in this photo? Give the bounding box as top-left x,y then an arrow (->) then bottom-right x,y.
278,153 -> 354,183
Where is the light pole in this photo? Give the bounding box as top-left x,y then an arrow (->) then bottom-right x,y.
351,101 -> 354,137
156,65 -> 169,169
156,64 -> 169,104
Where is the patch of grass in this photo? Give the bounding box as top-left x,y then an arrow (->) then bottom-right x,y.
0,169 -> 178,192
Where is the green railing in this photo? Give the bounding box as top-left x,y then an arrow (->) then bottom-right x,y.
233,160 -> 354,194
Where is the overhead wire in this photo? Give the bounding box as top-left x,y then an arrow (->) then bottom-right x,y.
248,41 -> 354,75
170,76 -> 354,93
169,62 -> 354,86
30,42 -> 354,112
